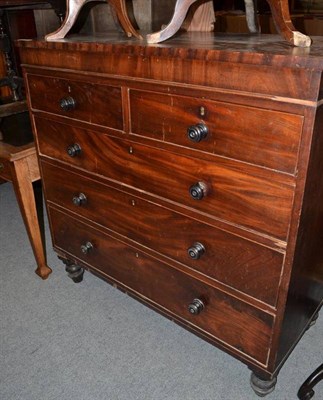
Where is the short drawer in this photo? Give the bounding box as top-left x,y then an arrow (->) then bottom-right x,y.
50,207 -> 274,365
27,73 -> 123,130
42,161 -> 284,306
130,90 -> 303,174
0,158 -> 11,180
36,117 -> 294,240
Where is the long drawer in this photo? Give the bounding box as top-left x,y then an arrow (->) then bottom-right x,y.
130,89 -> 303,174
27,73 -> 123,130
42,161 -> 284,306
35,117 -> 294,240
49,206 -> 274,366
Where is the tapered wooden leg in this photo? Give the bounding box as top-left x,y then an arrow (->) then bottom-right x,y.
146,0 -> 198,44
11,158 -> 52,280
109,0 -> 142,39
266,0 -> 311,47
45,0 -> 92,41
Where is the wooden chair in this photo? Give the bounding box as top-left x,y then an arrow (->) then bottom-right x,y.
45,0 -> 142,40
298,364 -> 323,400
146,0 -> 311,46
0,101 -> 52,280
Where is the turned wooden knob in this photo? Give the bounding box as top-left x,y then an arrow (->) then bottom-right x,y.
80,241 -> 93,254
187,123 -> 208,143
66,143 -> 81,157
189,181 -> 208,200
72,193 -> 87,206
188,298 -> 205,315
60,96 -> 76,111
188,242 -> 205,260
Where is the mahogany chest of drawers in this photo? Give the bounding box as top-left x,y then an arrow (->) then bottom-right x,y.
18,33 -> 323,396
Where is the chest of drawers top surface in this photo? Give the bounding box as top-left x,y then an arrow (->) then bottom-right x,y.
18,33 -> 323,101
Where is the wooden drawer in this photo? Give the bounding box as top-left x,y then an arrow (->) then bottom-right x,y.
42,161 -> 284,306
0,158 -> 11,180
130,90 -> 303,174
35,117 -> 294,240
49,206 -> 274,365
27,73 -> 123,130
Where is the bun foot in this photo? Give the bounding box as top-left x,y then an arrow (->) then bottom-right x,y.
250,372 -> 277,397
58,256 -> 84,283
65,263 -> 84,283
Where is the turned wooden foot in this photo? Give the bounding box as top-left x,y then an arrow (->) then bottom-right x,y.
265,0 -> 311,47
59,256 -> 84,283
46,0 -> 141,41
250,372 -> 277,397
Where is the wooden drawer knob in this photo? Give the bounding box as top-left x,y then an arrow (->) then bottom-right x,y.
80,241 -> 93,254
187,123 -> 208,143
72,193 -> 87,206
188,242 -> 205,260
188,298 -> 205,315
189,181 -> 208,200
66,143 -> 82,157
60,96 -> 76,111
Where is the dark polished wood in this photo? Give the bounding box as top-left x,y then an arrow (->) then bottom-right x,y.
41,159 -> 284,307
18,33 -> 323,396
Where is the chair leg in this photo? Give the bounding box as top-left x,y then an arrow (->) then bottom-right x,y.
109,0 -> 142,39
265,0 -> 311,47
46,0 -> 91,41
298,364 -> 323,400
46,0 -> 141,41
245,0 -> 260,33
146,0 -> 198,44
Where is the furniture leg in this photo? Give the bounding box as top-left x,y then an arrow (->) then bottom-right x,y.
265,0 -> 311,47
59,256 -> 84,283
46,0 -> 141,41
245,0 -> 260,33
250,371 -> 277,397
11,158 -> 52,279
146,0 -> 198,44
109,0 -> 142,38
297,364 -> 323,400
46,0 -> 92,40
